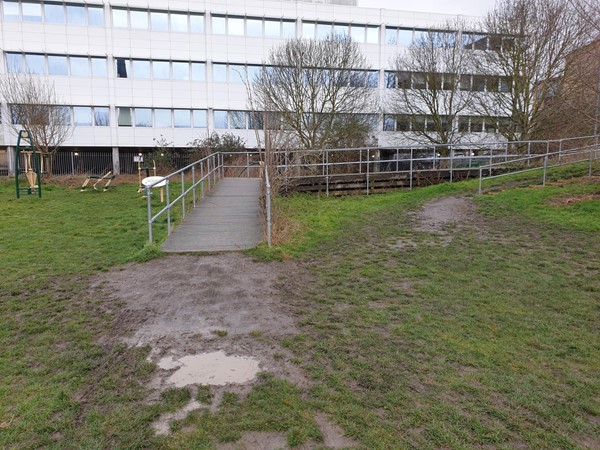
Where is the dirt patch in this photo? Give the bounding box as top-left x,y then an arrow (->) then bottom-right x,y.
414,196 -> 480,234
546,193 -> 600,207
91,253 -> 309,403
391,197 -> 482,251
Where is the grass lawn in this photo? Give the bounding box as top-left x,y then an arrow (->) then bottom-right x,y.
0,165 -> 599,448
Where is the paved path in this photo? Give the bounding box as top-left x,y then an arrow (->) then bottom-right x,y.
161,178 -> 263,252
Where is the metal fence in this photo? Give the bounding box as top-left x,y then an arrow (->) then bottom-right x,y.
0,150 -> 8,176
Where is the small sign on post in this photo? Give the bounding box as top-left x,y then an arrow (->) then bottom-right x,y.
134,155 -> 143,163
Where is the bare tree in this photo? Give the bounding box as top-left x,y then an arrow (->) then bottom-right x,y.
387,21 -> 478,148
0,71 -> 72,174
475,0 -> 594,141
568,0 -> 600,34
252,35 -> 377,150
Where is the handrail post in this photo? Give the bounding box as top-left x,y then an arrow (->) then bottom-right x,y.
220,152 -> 224,179
589,147 -> 594,177
147,187 -> 153,243
166,180 -> 172,234
192,165 -> 196,207
201,160 -> 205,198
478,167 -> 482,195
558,139 -> 563,163
543,155 -> 548,186
181,171 -> 185,220
207,157 -> 212,190
527,142 -> 531,167
246,152 -> 250,178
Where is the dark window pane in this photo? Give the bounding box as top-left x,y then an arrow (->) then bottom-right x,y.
116,58 -> 129,78
118,107 -> 132,126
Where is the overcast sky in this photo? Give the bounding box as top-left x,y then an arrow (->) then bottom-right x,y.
357,0 -> 497,17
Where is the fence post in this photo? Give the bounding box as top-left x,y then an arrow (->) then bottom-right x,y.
359,149 -> 362,174
489,148 -> 493,176
395,149 -> 399,172
7,146 -> 15,176
366,148 -> 370,195
478,167 -> 483,195
325,150 -> 329,197
590,147 -> 594,177
409,147 -> 413,190
246,152 -> 250,178
70,152 -> 75,175
527,142 -> 531,167
558,139 -> 563,163
543,155 -> 548,186
112,147 -> 120,175
449,147 -> 454,183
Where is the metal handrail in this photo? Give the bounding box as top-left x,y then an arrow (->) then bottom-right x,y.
264,162 -> 272,247
146,152 -> 222,243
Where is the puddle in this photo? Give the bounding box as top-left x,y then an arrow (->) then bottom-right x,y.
160,351 -> 261,387
153,399 -> 203,435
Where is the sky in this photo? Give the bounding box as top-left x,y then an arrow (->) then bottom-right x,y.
357,0 -> 497,17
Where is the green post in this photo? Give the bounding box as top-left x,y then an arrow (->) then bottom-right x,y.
15,130 -> 41,199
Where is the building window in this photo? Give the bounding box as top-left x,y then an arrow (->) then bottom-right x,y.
213,63 -> 228,82
70,56 -> 89,77
190,14 -> 204,33
6,53 -> 23,72
316,22 -> 331,40
174,109 -> 191,128
116,58 -> 129,78
302,22 -> 315,39
228,17 -> 244,36
22,1 -> 41,22
48,55 -> 68,75
150,11 -> 168,31
132,60 -> 150,79
214,110 -> 228,129
366,26 -> 379,44
282,21 -> 295,38
153,61 -> 170,80
193,110 -> 207,128
130,10 -> 148,29
3,0 -> 20,21
88,6 -> 104,26
66,4 -> 85,25
265,19 -> 281,38
25,54 -> 45,74
112,8 -> 127,27
383,115 -> 395,131
229,111 -> 246,129
135,108 -> 152,127
44,2 -> 64,23
91,58 -> 107,77
94,107 -> 110,126
118,108 -> 132,126
247,18 -> 262,37
155,109 -> 172,127
212,16 -> 226,34
172,62 -> 189,80
73,106 -> 92,126
170,12 -> 188,32
351,25 -> 366,43
191,63 -> 205,81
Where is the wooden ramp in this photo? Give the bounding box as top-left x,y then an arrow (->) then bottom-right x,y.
161,178 -> 263,252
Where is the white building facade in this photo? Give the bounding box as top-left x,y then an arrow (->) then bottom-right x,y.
0,0 -> 487,156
